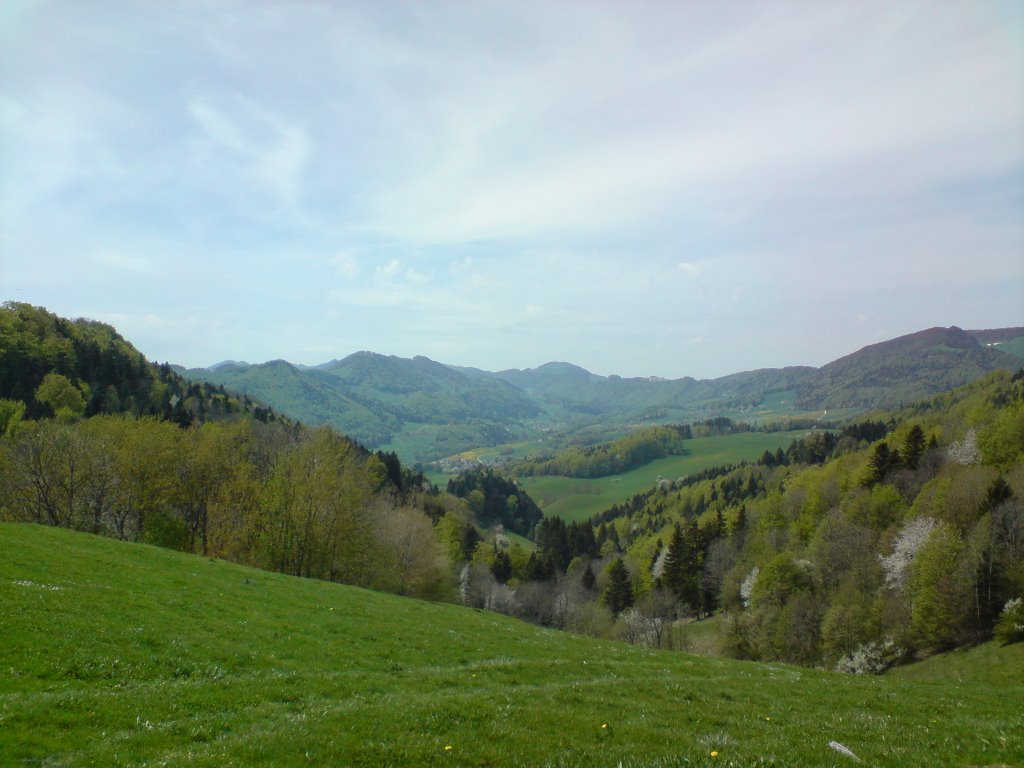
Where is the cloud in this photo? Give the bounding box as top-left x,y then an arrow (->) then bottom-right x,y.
187,96 -> 309,206
373,259 -> 402,282
91,248 -> 161,276
329,252 -> 360,278
1,1 -> 1020,376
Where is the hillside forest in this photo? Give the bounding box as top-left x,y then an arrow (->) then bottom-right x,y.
2,302 -> 1023,672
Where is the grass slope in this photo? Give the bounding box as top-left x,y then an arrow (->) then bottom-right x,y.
3,525 -> 1022,768
887,641 -> 1024,688
520,431 -> 814,522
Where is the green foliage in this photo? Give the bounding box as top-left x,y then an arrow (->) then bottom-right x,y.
0,415 -> 452,601
566,370 -> 1024,669
446,467 -> 542,536
907,522 -> 969,650
0,302 -> 283,426
34,372 -> 86,419
751,554 -> 814,610
0,398 -> 25,437
602,557 -> 634,615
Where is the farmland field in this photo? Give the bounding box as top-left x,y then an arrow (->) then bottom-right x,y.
3,523 -> 1022,767
518,430 -> 815,522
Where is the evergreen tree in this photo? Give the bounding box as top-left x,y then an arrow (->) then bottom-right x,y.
902,425 -> 925,470
864,442 -> 899,486
581,562 -> 596,591
603,558 -> 633,616
491,548 -> 512,583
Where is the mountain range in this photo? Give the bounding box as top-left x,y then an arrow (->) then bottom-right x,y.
185,325 -> 1024,462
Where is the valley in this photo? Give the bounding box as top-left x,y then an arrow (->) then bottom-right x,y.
186,326 -> 1024,465
2,302 -> 1023,767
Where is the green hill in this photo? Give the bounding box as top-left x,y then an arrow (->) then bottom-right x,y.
186,326 -> 1022,463
0,302 -> 283,427
3,523 -> 1021,767
191,352 -> 540,453
798,326 -> 1022,410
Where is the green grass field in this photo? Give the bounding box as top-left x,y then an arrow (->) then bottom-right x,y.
992,336 -> 1024,361
3,524 -> 1021,767
519,431 -> 814,522
887,641 -> 1024,687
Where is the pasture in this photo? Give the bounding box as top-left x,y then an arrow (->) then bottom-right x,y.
3,523 -> 1020,767
519,430 -> 814,522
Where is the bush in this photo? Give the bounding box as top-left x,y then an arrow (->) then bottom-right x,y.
834,639 -> 904,674
994,597 -> 1024,645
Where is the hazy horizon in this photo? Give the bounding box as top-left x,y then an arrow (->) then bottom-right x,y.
2,1 -> 1022,379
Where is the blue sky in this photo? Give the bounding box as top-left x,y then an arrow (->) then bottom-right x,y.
2,1 -> 1022,378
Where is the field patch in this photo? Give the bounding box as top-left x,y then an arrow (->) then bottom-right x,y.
519,430 -> 815,522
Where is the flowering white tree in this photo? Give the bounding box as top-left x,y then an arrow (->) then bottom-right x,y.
880,516 -> 937,590
739,566 -> 759,608
947,428 -> 980,465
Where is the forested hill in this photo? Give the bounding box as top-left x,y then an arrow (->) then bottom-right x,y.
185,325 -> 1023,462
0,302 -> 282,426
452,369 -> 1024,672
798,325 -> 1023,409
481,326 -> 1022,413
0,302 -> 489,604
189,351 -> 540,449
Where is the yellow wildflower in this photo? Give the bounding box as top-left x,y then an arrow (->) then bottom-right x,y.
711,751 -> 719,757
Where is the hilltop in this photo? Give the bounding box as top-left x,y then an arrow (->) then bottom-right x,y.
2,523 -> 1021,767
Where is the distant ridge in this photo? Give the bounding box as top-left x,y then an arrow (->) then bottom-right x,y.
186,325 -> 1024,460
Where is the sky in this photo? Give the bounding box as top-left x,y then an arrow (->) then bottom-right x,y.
1,1 -> 1022,379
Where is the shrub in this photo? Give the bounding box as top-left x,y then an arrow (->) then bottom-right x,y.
994,597 -> 1024,645
835,639 -> 904,674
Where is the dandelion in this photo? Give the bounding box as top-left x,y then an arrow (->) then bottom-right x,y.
444,745 -> 453,752
710,751 -> 719,757
601,723 -> 608,729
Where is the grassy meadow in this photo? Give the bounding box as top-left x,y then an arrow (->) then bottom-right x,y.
518,430 -> 814,522
3,523 -> 1022,767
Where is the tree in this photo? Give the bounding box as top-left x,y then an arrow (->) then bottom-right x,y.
908,522 -> 969,650
901,425 -> 925,470
0,399 -> 25,438
863,442 -> 899,486
660,521 -> 701,613
603,558 -> 634,616
633,586 -> 681,648
371,502 -> 451,599
34,373 -> 85,420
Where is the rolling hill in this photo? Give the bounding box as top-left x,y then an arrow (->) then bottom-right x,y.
185,326 -> 1023,462
3,523 -> 1021,767
187,352 -> 540,451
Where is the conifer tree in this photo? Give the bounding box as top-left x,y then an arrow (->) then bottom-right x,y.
603,558 -> 633,616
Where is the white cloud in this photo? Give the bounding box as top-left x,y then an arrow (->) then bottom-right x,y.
2,1 -> 1021,376
187,96 -> 310,206
374,259 -> 402,282
91,248 -> 161,276
330,252 -> 360,278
